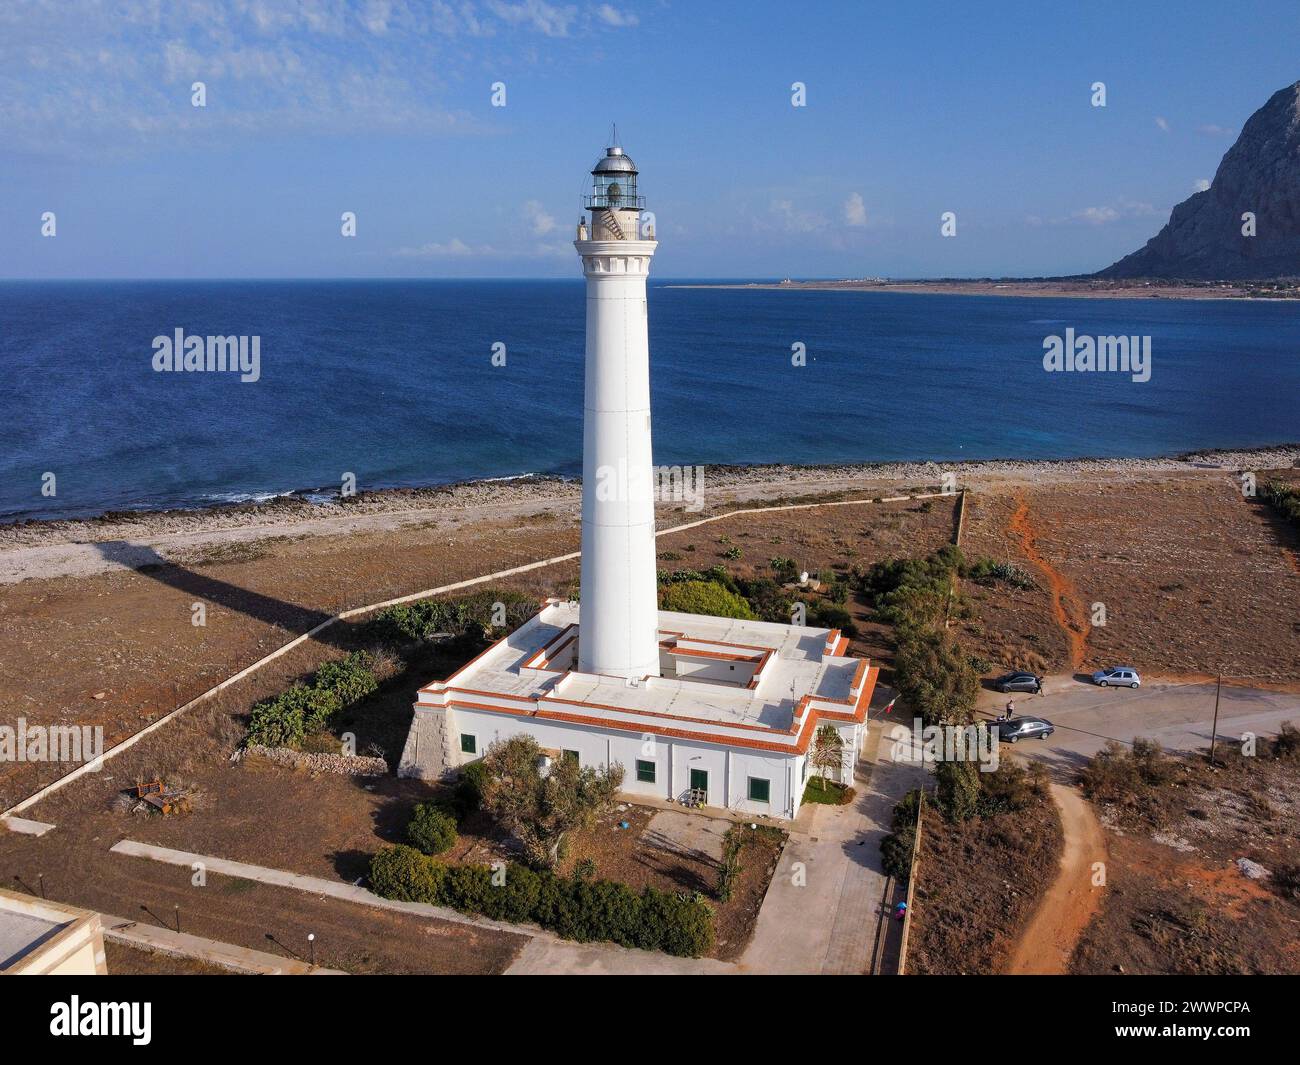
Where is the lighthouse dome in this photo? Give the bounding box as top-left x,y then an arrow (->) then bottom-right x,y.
592,146 -> 637,175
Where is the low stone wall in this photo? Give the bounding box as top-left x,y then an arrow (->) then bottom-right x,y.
237,745 -> 388,777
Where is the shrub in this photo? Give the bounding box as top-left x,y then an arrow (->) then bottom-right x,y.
247,693 -> 307,748
454,760 -> 489,816
963,557 -> 1036,590
373,591 -> 537,644
368,845 -> 445,902
880,826 -> 916,880
723,546 -> 742,560
408,803 -> 458,856
659,580 -> 756,620
366,848 -> 716,957
1270,721 -> 1300,761
879,789 -> 922,880
978,759 -> 1047,815
1080,738 -> 1172,803
935,759 -> 981,822
1262,480 -> 1300,531
769,556 -> 798,582
314,651 -> 378,706
808,601 -> 857,636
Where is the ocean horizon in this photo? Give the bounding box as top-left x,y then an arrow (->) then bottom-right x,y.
2,278 -> 1298,523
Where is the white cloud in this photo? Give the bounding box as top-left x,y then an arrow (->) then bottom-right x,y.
1197,123 -> 1234,137
843,192 -> 867,227
595,4 -> 639,27
486,0 -> 578,37
1154,116 -> 1170,132
1075,206 -> 1120,225
1193,178 -> 1211,192
394,237 -> 480,257
524,200 -> 557,235
770,199 -> 829,234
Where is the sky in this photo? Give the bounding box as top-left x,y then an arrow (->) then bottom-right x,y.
2,0 -> 1298,279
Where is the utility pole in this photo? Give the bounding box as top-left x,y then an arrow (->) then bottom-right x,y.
1208,672 -> 1223,766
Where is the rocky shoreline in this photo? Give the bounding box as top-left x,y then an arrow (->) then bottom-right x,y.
3,445 -> 1296,553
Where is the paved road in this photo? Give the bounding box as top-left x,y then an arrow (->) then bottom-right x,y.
738,721 -> 927,975
977,676 -> 1300,777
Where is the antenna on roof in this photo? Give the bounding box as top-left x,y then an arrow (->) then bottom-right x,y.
609,122 -> 618,147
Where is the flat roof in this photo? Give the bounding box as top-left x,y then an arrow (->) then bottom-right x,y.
417,600 -> 876,755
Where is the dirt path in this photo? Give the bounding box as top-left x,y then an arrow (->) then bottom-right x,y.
1003,783 -> 1106,975
1008,492 -> 1091,670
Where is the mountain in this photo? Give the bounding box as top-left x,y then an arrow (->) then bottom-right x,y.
1098,81 -> 1300,280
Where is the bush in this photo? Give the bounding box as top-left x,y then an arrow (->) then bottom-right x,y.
1080,738 -> 1172,803
454,760 -> 489,816
408,803 -> 458,856
1270,721 -> 1300,761
879,789 -> 923,880
963,557 -> 1036,590
368,845 -> 446,902
1262,480 -> 1300,531
880,826 -> 916,880
247,693 -> 307,748
367,849 -> 716,957
659,580 -> 756,620
244,649 -> 381,748
978,759 -> 1048,815
373,591 -> 537,644
935,759 -> 981,822
314,651 -> 378,707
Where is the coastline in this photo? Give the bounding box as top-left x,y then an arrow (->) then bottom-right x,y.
1,445 -> 1295,584
663,279 -> 1300,300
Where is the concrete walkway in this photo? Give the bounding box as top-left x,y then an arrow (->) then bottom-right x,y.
101,913 -> 344,975
738,720 -> 927,974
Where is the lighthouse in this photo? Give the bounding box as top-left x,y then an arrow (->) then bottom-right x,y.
575,143 -> 661,681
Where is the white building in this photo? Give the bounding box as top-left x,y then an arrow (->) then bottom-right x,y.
398,143 -> 876,820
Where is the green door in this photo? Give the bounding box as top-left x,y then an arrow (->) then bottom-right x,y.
689,768 -> 708,796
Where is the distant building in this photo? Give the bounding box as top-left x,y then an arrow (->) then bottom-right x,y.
399,143 -> 875,820
0,887 -> 107,975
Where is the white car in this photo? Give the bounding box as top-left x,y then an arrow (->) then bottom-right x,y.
1092,666 -> 1141,689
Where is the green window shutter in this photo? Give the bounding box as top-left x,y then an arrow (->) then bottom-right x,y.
748,777 -> 770,803
460,734 -> 476,754
635,759 -> 656,783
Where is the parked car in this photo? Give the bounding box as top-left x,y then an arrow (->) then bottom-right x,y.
992,671 -> 1043,694
1092,666 -> 1141,689
995,716 -> 1055,743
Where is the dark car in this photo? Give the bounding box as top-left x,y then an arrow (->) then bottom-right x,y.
995,716 -> 1055,743
993,671 -> 1043,694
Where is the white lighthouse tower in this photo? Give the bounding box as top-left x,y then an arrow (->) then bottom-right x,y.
575,143 -> 661,681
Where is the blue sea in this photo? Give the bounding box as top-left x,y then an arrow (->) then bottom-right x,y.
1,279 -> 1297,522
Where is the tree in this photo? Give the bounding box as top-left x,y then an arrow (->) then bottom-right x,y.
809,724 -> 845,789
892,629 -> 980,726
480,735 -> 624,869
